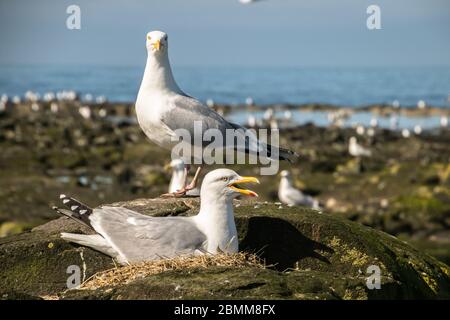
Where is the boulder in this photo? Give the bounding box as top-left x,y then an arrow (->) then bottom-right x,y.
1,197 -> 449,300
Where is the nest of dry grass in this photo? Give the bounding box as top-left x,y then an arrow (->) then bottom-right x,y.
80,252 -> 265,290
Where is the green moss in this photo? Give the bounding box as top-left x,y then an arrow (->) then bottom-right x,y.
2,199 -> 450,299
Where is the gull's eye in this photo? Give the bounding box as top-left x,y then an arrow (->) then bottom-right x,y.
147,35 -> 151,40
221,177 -> 229,182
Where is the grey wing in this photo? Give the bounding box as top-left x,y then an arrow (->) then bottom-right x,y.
284,187 -> 306,205
89,206 -> 207,263
162,95 -> 265,154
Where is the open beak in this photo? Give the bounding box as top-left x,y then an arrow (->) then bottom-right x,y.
151,39 -> 161,51
228,176 -> 260,197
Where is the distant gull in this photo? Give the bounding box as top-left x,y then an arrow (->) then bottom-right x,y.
390,115 -> 399,130
167,158 -> 200,196
84,93 -> 93,102
263,107 -> 274,121
50,102 -> 59,113
370,117 -> 378,128
12,96 -> 21,104
54,169 -> 259,265
96,95 -> 107,104
79,106 -> 92,119
239,0 -> 264,4
349,136 -> 371,157
401,128 -> 411,138
440,116 -> 448,128
98,108 -> 108,118
25,91 -> 40,102
366,127 -> 375,137
135,31 -> 297,195
392,100 -> 400,109
270,118 -> 278,130
284,110 -> 292,121
245,96 -> 254,107
356,125 -> 365,136
247,114 -> 257,128
417,100 -> 426,110
413,125 -> 422,135
31,102 -> 40,112
43,92 -> 55,102
278,170 -> 320,209
206,98 -> 215,108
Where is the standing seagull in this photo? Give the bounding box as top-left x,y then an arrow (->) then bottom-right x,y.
348,137 -> 372,157
54,169 -> 259,265
135,31 -> 297,195
167,158 -> 200,196
278,170 -> 320,209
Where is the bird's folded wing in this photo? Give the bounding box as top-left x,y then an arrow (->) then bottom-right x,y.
89,206 -> 207,263
283,187 -> 305,204
161,95 -> 266,154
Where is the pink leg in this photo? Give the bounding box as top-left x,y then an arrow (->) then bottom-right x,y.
161,166 -> 202,198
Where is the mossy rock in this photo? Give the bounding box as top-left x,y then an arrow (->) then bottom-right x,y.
1,198 -> 449,300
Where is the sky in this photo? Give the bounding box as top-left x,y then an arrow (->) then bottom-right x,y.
0,0 -> 449,67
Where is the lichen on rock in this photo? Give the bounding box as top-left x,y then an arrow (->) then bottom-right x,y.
1,197 -> 449,300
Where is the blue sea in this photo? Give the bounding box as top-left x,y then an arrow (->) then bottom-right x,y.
1,65 -> 449,108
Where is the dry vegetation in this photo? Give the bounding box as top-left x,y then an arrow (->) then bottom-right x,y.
80,252 -> 265,290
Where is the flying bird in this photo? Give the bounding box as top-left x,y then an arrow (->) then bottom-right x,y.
239,0 -> 264,4
278,170 -> 320,209
135,31 -> 297,195
54,169 -> 259,265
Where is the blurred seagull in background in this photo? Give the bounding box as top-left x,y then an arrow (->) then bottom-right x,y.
166,159 -> 200,196
414,124 -> 422,135
390,115 -> 399,130
349,136 -> 371,157
370,117 -> 378,128
12,96 -> 21,104
278,170 -> 320,209
135,31 -> 297,196
402,128 -> 411,138
440,116 -> 448,128
417,100 -> 426,110
54,169 -> 259,265
239,0 -> 264,4
247,114 -> 257,128
356,124 -> 365,136
206,98 -> 215,108
79,106 -> 92,120
245,96 -> 254,107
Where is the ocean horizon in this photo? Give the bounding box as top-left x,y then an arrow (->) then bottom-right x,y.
1,64 -> 449,107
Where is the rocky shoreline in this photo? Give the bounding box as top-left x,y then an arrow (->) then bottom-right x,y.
1,198 -> 449,300
0,101 -> 449,265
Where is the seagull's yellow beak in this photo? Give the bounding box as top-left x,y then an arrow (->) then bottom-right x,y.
151,39 -> 161,51
228,176 -> 260,197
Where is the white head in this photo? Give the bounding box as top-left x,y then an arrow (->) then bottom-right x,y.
280,170 -> 290,178
349,136 -> 357,144
139,30 -> 181,93
146,30 -> 169,56
200,169 -> 259,201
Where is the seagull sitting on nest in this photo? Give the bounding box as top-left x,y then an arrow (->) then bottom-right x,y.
348,136 -> 371,157
166,158 -> 200,196
135,31 -> 297,196
278,170 -> 320,209
53,169 -> 259,265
